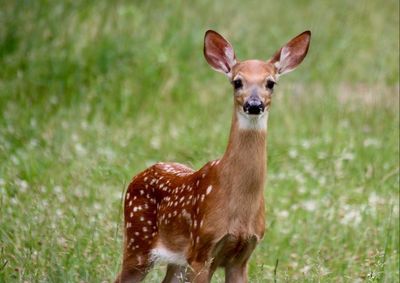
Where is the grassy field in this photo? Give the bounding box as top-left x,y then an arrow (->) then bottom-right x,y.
0,0 -> 399,282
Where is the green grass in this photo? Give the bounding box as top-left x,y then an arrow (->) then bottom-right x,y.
0,0 -> 399,282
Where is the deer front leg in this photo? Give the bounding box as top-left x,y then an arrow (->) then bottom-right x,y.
186,260 -> 213,283
225,263 -> 249,283
224,235 -> 257,283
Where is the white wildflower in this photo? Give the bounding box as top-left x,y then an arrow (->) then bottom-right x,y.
302,200 -> 318,212
277,210 -> 289,219
317,151 -> 328,159
170,125 -> 179,139
300,265 -> 312,274
72,133 -> 79,142
363,138 -> 381,148
295,174 -> 306,184
298,186 -> 306,195
318,265 -> 330,276
301,140 -> 311,149
99,147 -> 115,161
74,143 -> 86,156
93,203 -> 101,211
30,118 -> 37,128
339,120 -> 349,128
55,209 -> 63,217
28,139 -> 38,148
81,121 -> 88,130
288,148 -> 298,158
54,186 -> 62,194
368,192 -> 385,207
340,208 -> 362,226
318,176 -> 326,186
16,179 -> 28,192
341,152 -> 355,161
11,155 -> 19,165
150,136 -> 161,149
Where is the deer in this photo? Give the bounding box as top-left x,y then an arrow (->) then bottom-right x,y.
115,29 -> 311,283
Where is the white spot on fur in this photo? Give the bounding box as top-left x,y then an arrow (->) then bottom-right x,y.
206,185 -> 213,195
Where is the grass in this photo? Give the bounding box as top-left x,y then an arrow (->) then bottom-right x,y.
0,0 -> 399,282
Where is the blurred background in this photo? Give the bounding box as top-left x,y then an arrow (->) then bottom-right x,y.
0,0 -> 398,282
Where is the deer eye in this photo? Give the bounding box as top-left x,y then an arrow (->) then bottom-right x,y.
232,79 -> 243,90
266,80 -> 275,90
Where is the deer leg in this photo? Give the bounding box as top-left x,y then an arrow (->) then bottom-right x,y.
225,263 -> 248,283
115,253 -> 152,283
224,236 -> 257,283
162,264 -> 187,283
114,268 -> 148,283
187,261 -> 212,283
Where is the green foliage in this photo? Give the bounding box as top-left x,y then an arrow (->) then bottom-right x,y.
0,0 -> 398,282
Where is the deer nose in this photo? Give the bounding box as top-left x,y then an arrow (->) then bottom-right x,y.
243,98 -> 265,115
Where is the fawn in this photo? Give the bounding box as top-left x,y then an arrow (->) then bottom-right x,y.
115,30 -> 311,283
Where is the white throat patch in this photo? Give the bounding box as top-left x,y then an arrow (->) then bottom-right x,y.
237,111 -> 269,131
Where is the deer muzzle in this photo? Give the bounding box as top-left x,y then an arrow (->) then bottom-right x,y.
243,97 -> 265,115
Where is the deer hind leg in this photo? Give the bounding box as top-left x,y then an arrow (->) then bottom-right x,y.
114,266 -> 148,283
116,176 -> 159,282
115,250 -> 153,283
162,264 -> 187,283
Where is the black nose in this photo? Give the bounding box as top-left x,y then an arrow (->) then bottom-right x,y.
243,99 -> 265,115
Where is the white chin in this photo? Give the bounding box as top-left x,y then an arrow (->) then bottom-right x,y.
237,111 -> 268,130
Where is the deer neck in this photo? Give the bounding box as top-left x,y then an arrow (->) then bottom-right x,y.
219,108 -> 268,196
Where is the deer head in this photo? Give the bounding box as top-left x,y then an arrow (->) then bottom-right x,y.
204,30 -> 311,130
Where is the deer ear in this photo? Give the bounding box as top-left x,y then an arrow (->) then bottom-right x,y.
269,31 -> 311,75
204,30 -> 237,77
